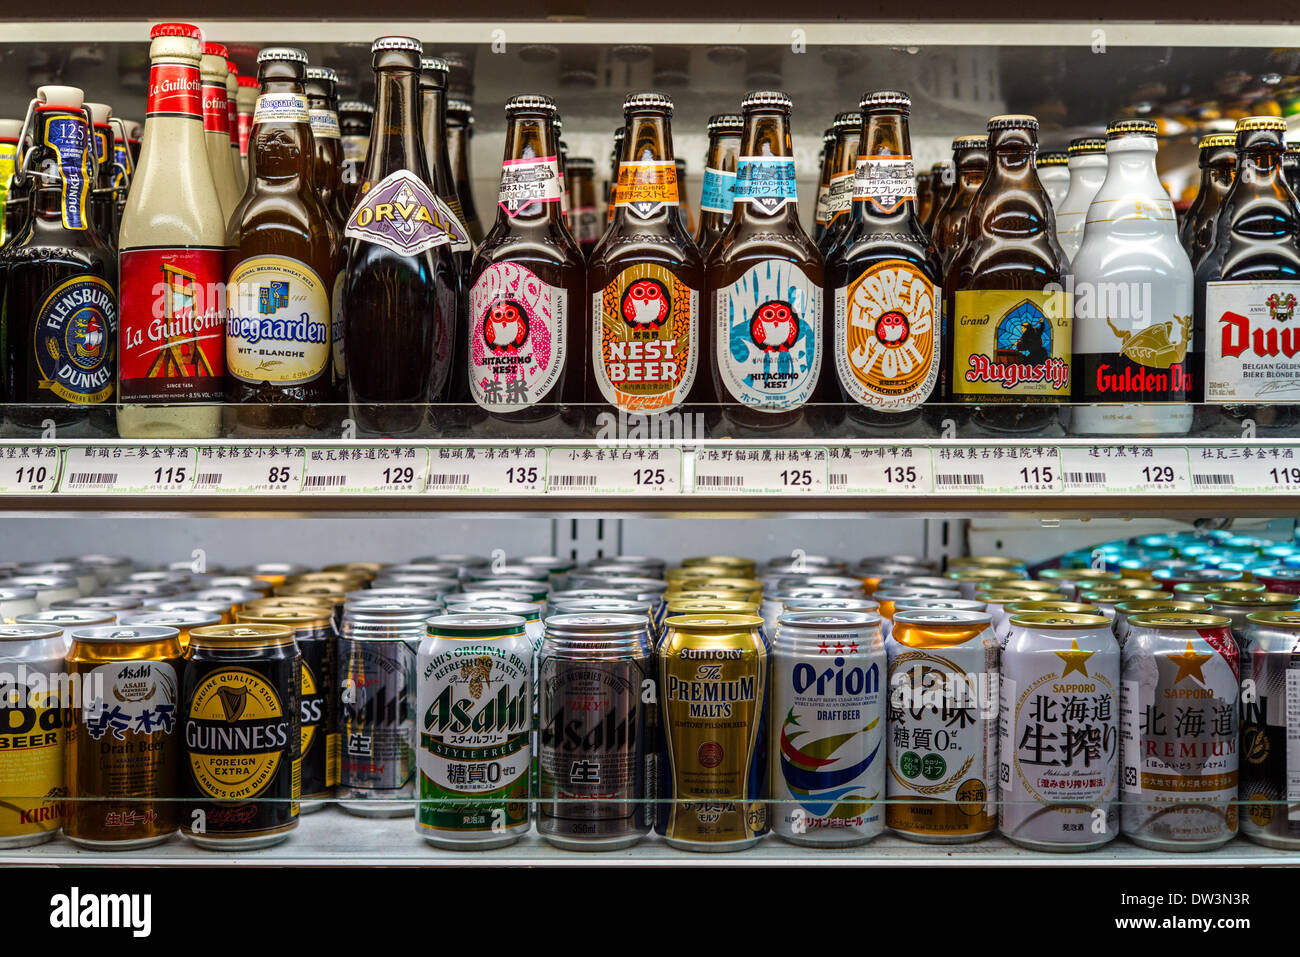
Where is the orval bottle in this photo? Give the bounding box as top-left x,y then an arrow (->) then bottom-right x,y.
304,65 -> 348,400
1179,132 -> 1236,271
445,98 -> 485,244
930,134 -> 987,269
1054,137 -> 1107,264
694,113 -> 742,259
199,41 -> 241,227
816,110 -> 861,260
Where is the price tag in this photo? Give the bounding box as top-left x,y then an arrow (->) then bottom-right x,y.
60,445 -> 197,493
932,446 -> 1062,494
1187,446 -> 1300,494
691,447 -> 827,494
0,445 -> 61,494
426,447 -> 546,495
1060,445 -> 1191,494
193,446 -> 306,494
301,446 -> 428,494
827,446 -> 932,495
546,447 -> 682,495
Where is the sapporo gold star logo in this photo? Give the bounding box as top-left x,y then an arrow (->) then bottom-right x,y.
1055,638 -> 1095,678
1169,640 -> 1213,686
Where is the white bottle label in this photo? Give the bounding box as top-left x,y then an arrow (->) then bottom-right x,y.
1204,280 -> 1300,403
254,92 -> 310,125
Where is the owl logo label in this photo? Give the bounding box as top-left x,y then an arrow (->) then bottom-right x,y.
622,279 -> 671,331
838,261 -> 938,408
750,301 -> 800,352
874,311 -> 910,347
483,300 -> 530,354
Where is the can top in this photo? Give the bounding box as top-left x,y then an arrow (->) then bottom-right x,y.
877,576 -> 955,591
51,595 -> 142,611
1245,609 -> 1300,628
893,598 -> 986,611
153,600 -> 234,616
1007,612 -> 1110,629
891,609 -> 992,627
777,610 -> 881,630
17,610 -> 115,626
1152,566 -> 1241,582
663,598 -> 756,614
1040,567 -> 1120,582
1255,566 -> 1300,581
68,625 -> 181,643
664,613 -> 764,630
977,588 -> 1067,603
274,583 -> 345,601
874,587 -> 961,600
993,579 -> 1072,593
544,613 -> 648,637
206,576 -> 273,592
1005,600 -> 1100,615
1126,613 -> 1233,630
427,613 -> 526,637
345,597 -> 441,616
1205,591 -> 1299,609
783,597 -> 879,612
1175,580 -> 1264,595
0,624 -> 63,642
346,587 -> 442,604
1079,588 -> 1167,603
1114,600 -> 1210,615
950,555 -> 1027,570
193,588 -> 265,604
443,590 -> 532,605
189,623 -> 296,645
4,575 -> 79,589
235,609 -> 332,629
0,587 -> 38,602
119,611 -> 222,629
454,600 -> 542,620
771,587 -> 848,601
514,555 -> 576,572
555,598 -> 653,614
943,568 -> 1024,582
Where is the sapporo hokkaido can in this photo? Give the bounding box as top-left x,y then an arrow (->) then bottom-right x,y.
0,625 -> 67,847
64,625 -> 184,849
886,610 -> 998,843
1121,613 -> 1239,851
771,611 -> 886,847
1239,610 -> 1300,848
998,613 -> 1119,851
181,624 -> 301,850
1113,600 -> 1207,645
538,614 -> 653,850
417,614 -> 532,849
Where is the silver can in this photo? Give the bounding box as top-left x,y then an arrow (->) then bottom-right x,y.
16,609 -> 115,630
998,612 -> 1119,851
0,588 -> 40,624
17,562 -> 98,597
204,576 -> 274,595
997,601 -> 1101,646
1204,591 -> 1299,652
514,555 -> 577,591
371,574 -> 461,597
771,611 -> 886,847
2,576 -> 81,609
0,624 -> 68,848
760,588 -> 845,636
1114,599 -> 1212,646
551,597 -> 657,642
410,554 -> 491,579
1238,610 -> 1300,848
877,576 -> 959,593
445,590 -> 533,606
62,555 -> 132,586
49,595 -> 144,621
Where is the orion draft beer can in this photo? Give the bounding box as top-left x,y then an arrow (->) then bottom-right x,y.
1239,610 -> 1300,848
0,625 -> 68,847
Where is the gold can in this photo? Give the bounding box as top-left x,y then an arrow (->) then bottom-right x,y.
191,588 -> 265,617
289,571 -> 369,590
694,578 -> 763,604
233,563 -> 313,587
948,555 -> 1028,573
681,556 -> 757,577
666,565 -> 734,583
206,576 -> 274,596
323,562 -> 385,581
664,598 -> 760,616
1005,600 -> 1102,616
977,587 -> 1067,604
943,567 -> 1026,599
985,580 -> 1067,597
119,611 -> 221,652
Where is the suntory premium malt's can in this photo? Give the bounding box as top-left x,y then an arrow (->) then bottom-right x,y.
657,614 -> 769,852
181,624 -> 301,850
0,624 -> 68,847
771,611 -> 886,847
416,614 -> 532,849
1238,610 -> 1300,848
886,610 -> 998,843
64,625 -> 184,848
998,613 -> 1119,851
1121,613 -> 1239,851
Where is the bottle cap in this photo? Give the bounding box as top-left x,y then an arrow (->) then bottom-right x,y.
421,56 -> 449,72
36,85 -> 85,110
952,134 -> 988,149
339,100 -> 374,113
306,67 -> 339,83
1036,151 -> 1069,166
447,99 -> 473,115
226,61 -> 239,76
85,102 -> 112,125
707,113 -> 743,133
834,110 -> 861,129
258,47 -> 310,65
238,75 -> 259,88
372,36 -> 423,54
931,161 -> 951,174
1198,132 -> 1235,149
1235,115 -> 1286,132
987,114 -> 1039,131
1068,136 -> 1107,153
203,42 -> 229,58
1106,118 -> 1158,138
741,90 -> 792,110
822,128 -> 836,143
151,22 -> 203,40
623,92 -> 673,113
860,90 -> 910,111
505,93 -> 557,113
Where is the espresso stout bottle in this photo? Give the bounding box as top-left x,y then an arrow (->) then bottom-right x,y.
343,37 -> 459,434
337,99 -> 373,210
1054,137 -> 1108,264
565,157 -> 601,257
85,102 -> 119,247
817,111 -> 861,260
446,98 -> 485,244
695,113 -> 743,259
1180,133 -> 1236,271
304,66 -> 348,398
930,135 -> 988,269
812,127 -> 835,245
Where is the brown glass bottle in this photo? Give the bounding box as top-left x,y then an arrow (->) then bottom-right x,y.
1179,133 -> 1235,270
931,135 -> 988,269
926,161 -> 951,232
1287,143 -> 1300,201
817,111 -> 861,259
565,157 -> 601,257
812,126 -> 835,246
304,66 -> 348,404
446,98 -> 484,244
224,47 -> 334,431
586,93 -> 707,422
337,99 -> 372,210
604,127 -> 624,226
86,103 -> 118,248
944,114 -> 1070,435
914,172 -> 934,229
695,113 -> 742,259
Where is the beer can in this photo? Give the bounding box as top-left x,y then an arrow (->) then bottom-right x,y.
666,565 -> 733,584
348,587 -> 445,606
771,611 -> 886,847
468,564 -> 547,584
1037,567 -> 1119,600
998,613 -> 1119,851
103,581 -> 185,602
324,561 -> 386,581
1174,580 -> 1266,599
290,571 -> 369,590
206,576 -> 274,595
683,555 -> 757,577
1252,567 -> 1300,596
949,555 -> 1028,574
553,597 -> 658,641
410,554 -> 490,579
473,579 -> 552,608
877,576 -> 957,593
603,554 -> 668,575
1120,613 -> 1239,851
1078,589 -> 1168,620
856,562 -> 939,596
278,583 -> 347,630
943,568 -> 1026,599
873,587 -> 962,623
0,625 -> 67,847
664,598 -> 757,619
537,614 -> 653,850
1204,591 -> 1300,649
1114,600 -> 1209,645
63,555 -> 132,586
0,588 -> 40,624
18,562 -> 98,596
371,573 -> 461,596
416,614 -> 532,849
191,588 -> 265,614
64,625 -> 184,849
3,575 -> 82,609
979,590 -> 1065,638
17,609 -> 115,630
998,601 -> 1101,645
658,614 -> 769,852
761,587 -> 846,636
893,597 -> 986,613
886,610 -> 998,843
996,580 -> 1079,599
181,624 -> 301,850
233,562 -> 312,586
783,597 -> 880,615
151,599 -> 237,625
1151,565 -> 1243,591
118,611 -> 221,653
513,555 -> 577,591
50,595 -> 144,621
1239,610 -> 1300,848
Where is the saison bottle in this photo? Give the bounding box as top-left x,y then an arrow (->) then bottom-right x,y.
225,59 -> 245,195
1037,151 -> 1070,209
304,66 -> 349,399
0,118 -> 23,246
812,126 -> 835,245
695,113 -> 743,258
587,92 -> 706,419
342,36 -> 460,434
224,47 -> 334,430
85,102 -> 119,247
338,99 -> 373,210
817,111 -> 860,259
706,91 -> 828,435
926,162 -> 951,232
1070,119 -> 1193,436
944,115 -> 1070,435
565,157 -> 601,257
1180,133 -> 1235,273
931,134 -> 987,269
826,91 -> 942,431
200,41 -> 241,227
467,94 -> 585,425
1054,137 -> 1107,264
446,98 -> 485,243
914,171 -> 934,229
1196,115 -> 1300,430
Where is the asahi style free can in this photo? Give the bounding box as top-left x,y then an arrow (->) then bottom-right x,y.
0,625 -> 67,847
771,611 -> 886,847
998,613 -> 1119,851
64,625 -> 184,849
886,610 -> 998,843
1239,610 -> 1300,848
658,614 -> 769,852
1120,613 -> 1239,851
416,614 -> 532,849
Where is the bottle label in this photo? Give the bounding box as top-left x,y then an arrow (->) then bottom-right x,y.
225,255 -> 331,385
573,204 -> 601,243
734,157 -> 798,214
253,92 -> 310,126
112,141 -> 131,188
341,135 -> 368,164
309,109 -> 341,140
436,195 -> 473,254
32,275 -> 118,404
331,271 -> 346,383
826,170 -> 854,223
715,261 -> 821,410
834,260 -> 940,409
43,115 -> 91,231
699,167 -> 736,215
813,181 -> 830,227
1204,280 -> 1300,403
237,112 -> 253,158
91,127 -> 111,167
344,169 -> 452,257
201,81 -> 229,135
146,63 -> 202,118
118,246 -> 227,402
592,265 -> 698,411
497,155 -> 562,217
854,155 -> 915,214
951,289 -> 1072,399
615,160 -> 679,219
226,95 -> 237,139
468,262 -> 567,411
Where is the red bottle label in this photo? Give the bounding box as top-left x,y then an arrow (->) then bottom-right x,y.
238,113 -> 253,158
226,95 -> 237,143
202,81 -> 229,135
146,64 -> 202,118
118,247 -> 226,401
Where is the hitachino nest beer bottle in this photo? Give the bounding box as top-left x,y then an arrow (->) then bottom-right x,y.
696,114 -> 742,258
817,111 -> 860,260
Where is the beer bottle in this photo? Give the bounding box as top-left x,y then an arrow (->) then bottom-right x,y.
109,118 -> 132,226
1055,137 -> 1107,264
930,134 -> 987,269
944,115 -> 1070,434
446,99 -> 485,243
553,113 -> 569,227
337,99 -> 372,209
706,91 -> 828,434
1196,115 -> 1300,429
817,111 -> 861,258
914,171 -> 933,227
1287,142 -> 1300,199
236,73 -> 257,178
1179,133 -> 1236,270
224,47 -> 334,428
467,94 -> 585,422
812,128 -> 835,244
695,113 -> 743,258
826,91 -> 943,427
225,59 -> 245,195
85,102 -> 119,247
565,156 -> 601,257
0,118 -> 22,246
127,120 -> 142,167
587,92 -> 705,417
676,157 -> 696,236
1037,150 -> 1070,210
926,161 -> 952,232
199,42 -> 241,226
343,36 -> 459,434
304,66 -> 349,397
118,22 -> 226,439
604,127 -> 624,225
0,85 -> 117,431
1071,119 -> 1193,437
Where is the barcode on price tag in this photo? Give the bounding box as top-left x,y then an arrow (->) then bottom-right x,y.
301,447 -> 428,494
426,447 -> 546,494
827,447 -> 932,494
1188,446 -> 1300,494
193,447 -> 306,493
1061,445 -> 1191,494
692,447 -> 827,494
932,446 -> 1062,494
0,446 -> 61,494
546,447 -> 682,494
60,446 -> 197,493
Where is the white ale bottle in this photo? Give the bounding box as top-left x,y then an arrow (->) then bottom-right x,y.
1054,137 -> 1106,264
200,41 -> 241,225
117,22 -> 225,438
1070,119 -> 1193,436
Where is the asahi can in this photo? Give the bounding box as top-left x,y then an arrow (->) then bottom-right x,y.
886,610 -> 998,843
64,625 -> 183,849
182,624 -> 301,850
1239,610 -> 1300,848
416,614 -> 532,849
998,613 -> 1119,851
658,614 -> 769,852
1114,600 -> 1208,645
1121,613 -> 1239,851
0,625 -> 67,847
537,614 -> 653,850
771,611 -> 885,847
0,588 -> 39,624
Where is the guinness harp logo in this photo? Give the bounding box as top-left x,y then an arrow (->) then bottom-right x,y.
217,685 -> 248,722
